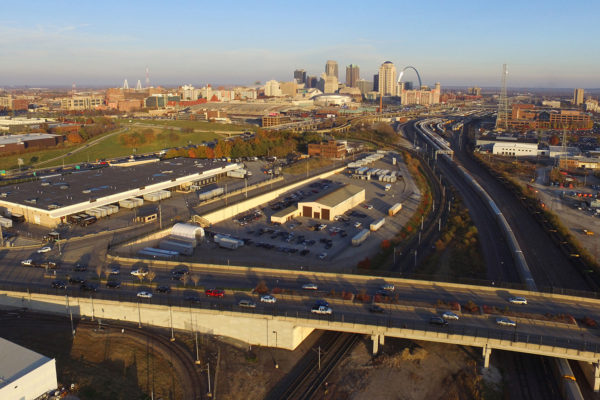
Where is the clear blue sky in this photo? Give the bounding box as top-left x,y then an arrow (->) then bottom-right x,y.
1,0 -> 598,88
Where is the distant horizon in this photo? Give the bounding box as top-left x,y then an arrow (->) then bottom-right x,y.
2,0 -> 599,88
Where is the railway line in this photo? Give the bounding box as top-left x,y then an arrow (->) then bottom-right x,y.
0,310 -> 205,400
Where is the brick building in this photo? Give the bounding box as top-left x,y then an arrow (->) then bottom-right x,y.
0,133 -> 63,155
508,104 -> 592,131
262,113 -> 290,127
308,140 -> 347,159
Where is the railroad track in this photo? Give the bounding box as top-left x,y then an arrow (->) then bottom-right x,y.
266,332 -> 359,400
0,310 -> 204,400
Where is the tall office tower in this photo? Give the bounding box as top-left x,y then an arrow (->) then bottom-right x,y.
294,69 -> 307,84
356,79 -> 373,94
325,60 -> 339,79
345,64 -> 360,87
496,64 -> 509,131
378,61 -> 397,96
574,88 -> 584,106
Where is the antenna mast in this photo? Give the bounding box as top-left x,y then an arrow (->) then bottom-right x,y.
496,64 -> 508,131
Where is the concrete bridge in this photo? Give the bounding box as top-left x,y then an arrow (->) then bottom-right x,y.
3,287 -> 600,390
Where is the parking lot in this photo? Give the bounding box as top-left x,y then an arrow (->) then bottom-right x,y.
192,152 -> 422,271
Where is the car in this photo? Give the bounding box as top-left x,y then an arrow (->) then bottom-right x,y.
318,252 -> 327,260
311,305 -> 332,315
205,288 -> 224,298
109,266 -> 120,275
106,280 -> 121,289
157,285 -> 171,293
137,291 -> 153,298
260,295 -> 276,303
37,246 -> 52,253
363,204 -> 374,210
131,268 -> 149,277
369,305 -> 385,313
315,300 -> 329,307
302,283 -> 318,290
184,294 -> 201,302
496,317 -> 517,327
442,311 -> 460,320
68,276 -> 85,284
21,259 -> 33,266
238,299 -> 256,308
353,222 -> 362,228
508,297 -> 527,305
51,280 -> 67,289
80,282 -> 98,292
429,316 -> 448,326
381,283 -> 395,291
171,273 -> 184,281
73,263 -> 87,272
299,249 -> 310,256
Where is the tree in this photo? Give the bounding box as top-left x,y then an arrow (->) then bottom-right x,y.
191,275 -> 200,287
549,135 -> 560,146
67,133 -> 84,143
147,271 -> 156,287
254,280 -> 269,294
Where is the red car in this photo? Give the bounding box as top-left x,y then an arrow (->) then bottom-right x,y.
205,288 -> 225,298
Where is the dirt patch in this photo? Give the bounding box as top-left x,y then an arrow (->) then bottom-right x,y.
315,338 -> 491,400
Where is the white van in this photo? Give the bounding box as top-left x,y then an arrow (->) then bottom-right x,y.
385,184 -> 392,191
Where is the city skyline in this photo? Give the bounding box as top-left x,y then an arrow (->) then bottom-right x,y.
1,0 -> 599,88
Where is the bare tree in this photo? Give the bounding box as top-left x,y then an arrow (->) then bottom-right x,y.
182,274 -> 190,288
191,274 -> 200,287
95,265 -> 103,282
147,271 -> 156,287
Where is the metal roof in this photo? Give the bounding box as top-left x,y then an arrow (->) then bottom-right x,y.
271,205 -> 298,218
308,184 -> 364,208
0,133 -> 59,145
0,337 -> 53,389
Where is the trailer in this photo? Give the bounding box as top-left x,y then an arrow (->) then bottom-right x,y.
0,216 -> 13,228
352,229 -> 370,246
159,239 -> 194,256
138,247 -> 178,259
227,169 -> 247,179
214,234 -> 244,249
198,187 -> 224,201
388,203 -> 403,216
370,218 -> 385,232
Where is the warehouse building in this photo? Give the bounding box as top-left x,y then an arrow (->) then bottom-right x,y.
0,158 -> 240,228
0,337 -> 57,400
298,184 -> 365,221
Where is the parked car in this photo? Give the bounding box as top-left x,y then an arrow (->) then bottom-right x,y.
137,291 -> 153,299
429,316 -> 448,326
311,305 -> 332,315
80,282 -> 98,292
442,311 -> 459,320
508,297 -> 527,305
205,288 -> 225,298
37,246 -> 52,253
73,263 -> 87,272
131,268 -> 149,277
302,283 -> 318,290
381,283 -> 395,291
157,285 -> 171,293
51,280 -> 67,289
238,299 -> 256,308
318,252 -> 327,260
68,276 -> 85,284
369,305 -> 385,313
496,317 -> 517,327
106,280 -> 121,289
109,266 -> 120,275
260,295 -> 276,303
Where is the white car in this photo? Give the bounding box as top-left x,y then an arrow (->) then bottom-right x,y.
318,252 -> 327,260
381,283 -> 395,291
508,297 -> 527,305
354,222 -> 362,228
302,283 -> 318,290
137,291 -> 153,299
21,259 -> 33,266
442,311 -> 460,320
260,295 -> 276,303
238,299 -> 256,308
496,317 -> 516,327
37,246 -> 52,253
110,266 -> 120,275
131,268 -> 149,277
311,305 -> 332,315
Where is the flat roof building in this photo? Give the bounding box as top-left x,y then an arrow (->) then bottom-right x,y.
298,184 -> 365,221
0,158 -> 240,227
0,337 -> 57,400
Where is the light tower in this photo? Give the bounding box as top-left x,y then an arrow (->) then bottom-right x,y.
136,80 -> 142,91
496,64 -> 509,131
123,79 -> 129,90
145,66 -> 150,88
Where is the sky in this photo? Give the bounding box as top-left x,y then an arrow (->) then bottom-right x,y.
1,0 -> 599,88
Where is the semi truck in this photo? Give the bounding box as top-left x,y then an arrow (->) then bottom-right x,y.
352,229 -> 370,246
214,234 -> 244,249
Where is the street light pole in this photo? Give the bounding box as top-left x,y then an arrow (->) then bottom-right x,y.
272,330 -> 279,368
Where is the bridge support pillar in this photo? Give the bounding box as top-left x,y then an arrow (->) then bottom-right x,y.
594,362 -> 600,392
482,345 -> 492,369
371,335 -> 379,355
379,334 -> 385,346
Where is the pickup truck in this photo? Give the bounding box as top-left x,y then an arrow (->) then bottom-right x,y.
311,305 -> 332,315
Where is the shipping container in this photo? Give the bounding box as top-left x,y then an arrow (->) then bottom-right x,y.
352,229 -> 370,246
370,218 -> 385,231
388,203 -> 403,216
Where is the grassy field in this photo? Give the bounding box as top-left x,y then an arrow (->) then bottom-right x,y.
0,127 -> 221,170
118,118 -> 257,132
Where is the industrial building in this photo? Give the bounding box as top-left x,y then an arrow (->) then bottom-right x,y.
299,184 -> 365,221
0,337 -> 57,400
308,140 -> 347,159
0,133 -> 64,154
0,158 -> 240,228
270,184 -> 365,224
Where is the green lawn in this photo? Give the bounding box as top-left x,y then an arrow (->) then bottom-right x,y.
0,127 -> 221,171
118,118 -> 257,132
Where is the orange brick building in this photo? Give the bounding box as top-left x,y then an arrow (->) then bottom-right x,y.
507,104 -> 592,131
308,140 -> 347,158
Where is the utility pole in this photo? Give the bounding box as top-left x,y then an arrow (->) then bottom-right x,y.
195,331 -> 201,364
169,306 -> 175,342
